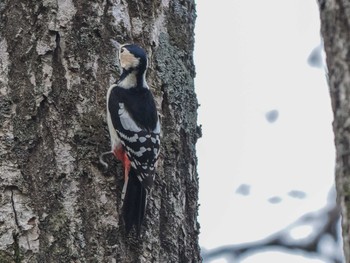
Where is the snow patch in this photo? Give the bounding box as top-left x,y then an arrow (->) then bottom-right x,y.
289,224 -> 313,240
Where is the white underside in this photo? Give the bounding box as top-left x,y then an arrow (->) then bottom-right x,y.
107,84 -> 121,151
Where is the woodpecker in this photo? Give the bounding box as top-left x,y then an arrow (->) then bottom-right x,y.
100,44 -> 161,234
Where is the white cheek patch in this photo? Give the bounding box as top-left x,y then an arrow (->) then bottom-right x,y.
120,49 -> 140,69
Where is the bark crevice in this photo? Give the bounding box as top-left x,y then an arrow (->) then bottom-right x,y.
10,188 -> 20,230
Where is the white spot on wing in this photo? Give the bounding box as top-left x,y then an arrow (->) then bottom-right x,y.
125,146 -> 147,157
118,130 -> 139,142
139,137 -> 147,143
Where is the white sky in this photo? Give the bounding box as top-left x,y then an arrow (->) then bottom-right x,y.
194,0 -> 336,261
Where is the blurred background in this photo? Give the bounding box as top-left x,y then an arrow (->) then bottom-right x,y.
194,1 -> 345,262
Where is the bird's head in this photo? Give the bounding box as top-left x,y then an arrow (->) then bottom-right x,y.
119,44 -> 147,73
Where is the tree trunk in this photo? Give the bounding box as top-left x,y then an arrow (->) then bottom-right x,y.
0,0 -> 200,262
318,0 -> 350,261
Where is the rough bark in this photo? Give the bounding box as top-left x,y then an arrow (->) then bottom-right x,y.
0,0 -> 200,262
318,0 -> 350,261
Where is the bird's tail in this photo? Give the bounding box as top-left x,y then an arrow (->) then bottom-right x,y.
122,167 -> 146,235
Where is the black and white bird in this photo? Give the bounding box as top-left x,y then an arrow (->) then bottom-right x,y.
100,44 -> 161,234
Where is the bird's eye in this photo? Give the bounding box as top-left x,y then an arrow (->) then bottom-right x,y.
120,48 -> 124,53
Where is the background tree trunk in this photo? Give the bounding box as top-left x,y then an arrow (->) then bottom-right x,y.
0,0 -> 200,262
318,0 -> 350,261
